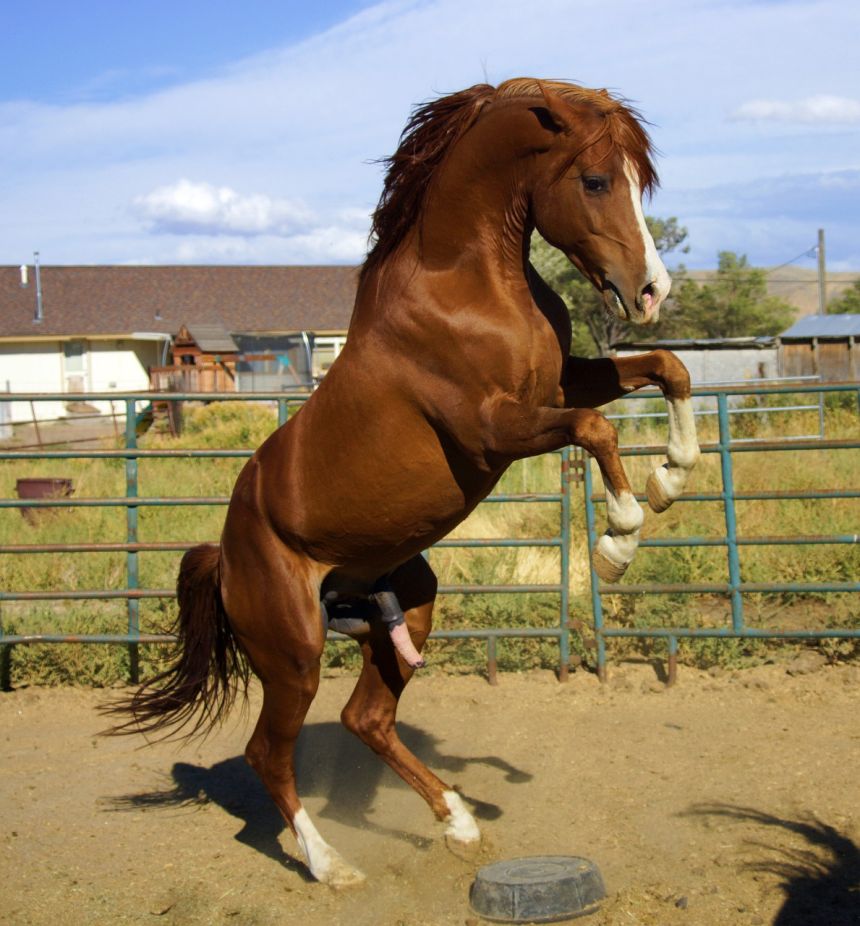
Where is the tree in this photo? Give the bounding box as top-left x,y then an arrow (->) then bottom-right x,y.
828,279 -> 860,314
660,252 -> 796,339
530,216 -> 689,356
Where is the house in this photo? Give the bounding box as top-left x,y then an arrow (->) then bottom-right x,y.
612,336 -> 779,385
152,323 -> 241,392
0,264 -> 358,422
776,313 -> 860,381
614,315 -> 860,387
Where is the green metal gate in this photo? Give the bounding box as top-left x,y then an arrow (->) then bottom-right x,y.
0,383 -> 857,685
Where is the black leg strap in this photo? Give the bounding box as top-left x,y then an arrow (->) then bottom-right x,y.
369,577 -> 406,628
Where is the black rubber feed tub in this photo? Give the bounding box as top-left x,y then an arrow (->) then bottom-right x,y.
470,856 -> 606,923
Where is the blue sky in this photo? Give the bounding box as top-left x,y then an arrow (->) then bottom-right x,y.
2,0 -> 859,272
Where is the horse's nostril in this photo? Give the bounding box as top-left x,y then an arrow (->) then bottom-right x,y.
640,282 -> 656,301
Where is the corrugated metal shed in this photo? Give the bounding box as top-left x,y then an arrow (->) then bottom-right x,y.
613,336 -> 774,351
780,314 -> 860,339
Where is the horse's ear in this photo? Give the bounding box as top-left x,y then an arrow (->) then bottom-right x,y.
533,82 -> 574,135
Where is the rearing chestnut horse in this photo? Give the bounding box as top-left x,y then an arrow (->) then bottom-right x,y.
111,79 -> 699,886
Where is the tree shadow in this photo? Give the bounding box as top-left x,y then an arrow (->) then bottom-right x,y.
109,720 -> 531,869
684,803 -> 860,925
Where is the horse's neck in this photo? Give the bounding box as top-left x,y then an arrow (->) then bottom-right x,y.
410,110 -> 533,287
353,104 -> 550,332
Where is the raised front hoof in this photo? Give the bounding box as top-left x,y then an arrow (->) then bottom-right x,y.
646,466 -> 673,514
591,546 -> 630,583
445,832 -> 482,860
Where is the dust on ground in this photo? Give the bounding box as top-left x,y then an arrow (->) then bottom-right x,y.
2,659 -> 858,926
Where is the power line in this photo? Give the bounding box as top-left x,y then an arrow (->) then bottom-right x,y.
764,246 -> 818,276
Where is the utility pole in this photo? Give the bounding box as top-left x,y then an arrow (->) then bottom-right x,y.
33,251 -> 44,324
817,228 -> 826,315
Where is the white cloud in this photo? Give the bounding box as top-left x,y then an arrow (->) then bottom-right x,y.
127,185 -> 370,263
2,0 -> 860,267
731,95 -> 860,124
134,179 -> 314,236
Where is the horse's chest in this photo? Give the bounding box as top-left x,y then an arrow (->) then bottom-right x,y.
515,337 -> 565,407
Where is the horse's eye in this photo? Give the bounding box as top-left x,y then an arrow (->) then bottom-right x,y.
583,176 -> 608,194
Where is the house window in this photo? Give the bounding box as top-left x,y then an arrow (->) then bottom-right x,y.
64,340 -> 85,372
63,340 -> 87,393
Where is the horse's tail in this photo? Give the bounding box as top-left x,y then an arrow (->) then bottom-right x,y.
103,543 -> 249,740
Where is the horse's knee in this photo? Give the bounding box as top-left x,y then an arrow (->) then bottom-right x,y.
245,739 -> 267,775
652,349 -> 691,398
573,408 -> 618,460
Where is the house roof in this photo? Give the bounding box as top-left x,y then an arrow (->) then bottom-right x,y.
779,313 -> 860,339
0,265 -> 359,339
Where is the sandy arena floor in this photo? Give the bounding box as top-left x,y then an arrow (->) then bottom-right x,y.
2,659 -> 858,926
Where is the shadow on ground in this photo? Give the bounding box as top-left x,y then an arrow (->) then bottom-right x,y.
685,803 -> 860,926
109,720 -> 531,869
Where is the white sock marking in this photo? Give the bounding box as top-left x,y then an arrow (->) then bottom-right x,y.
293,807 -> 365,886
597,487 -> 642,569
654,396 -> 700,501
443,790 -> 480,844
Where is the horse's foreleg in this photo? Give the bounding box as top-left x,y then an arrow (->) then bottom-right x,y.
340,555 -> 481,856
566,409 -> 644,582
565,350 -> 700,513
478,403 -> 643,582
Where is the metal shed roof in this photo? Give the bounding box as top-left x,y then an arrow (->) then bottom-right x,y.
780,314 -> 860,339
185,324 -> 239,353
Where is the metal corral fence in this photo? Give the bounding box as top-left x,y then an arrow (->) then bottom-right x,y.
0,383 -> 857,685
0,391 -> 573,686
586,382 -> 860,682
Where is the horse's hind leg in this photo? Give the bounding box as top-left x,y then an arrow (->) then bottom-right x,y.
239,579 -> 366,888
340,555 -> 481,855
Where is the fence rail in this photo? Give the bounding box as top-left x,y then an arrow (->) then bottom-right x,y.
1,383 -> 858,686
586,382 -> 860,683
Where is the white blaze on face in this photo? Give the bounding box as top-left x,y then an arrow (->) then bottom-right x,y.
623,157 -> 671,321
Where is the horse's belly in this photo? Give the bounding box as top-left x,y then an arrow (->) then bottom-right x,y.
305,469 -> 492,571
249,382 -> 505,573
263,434 -> 496,572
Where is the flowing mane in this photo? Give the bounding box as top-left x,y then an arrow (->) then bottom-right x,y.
362,78 -> 658,277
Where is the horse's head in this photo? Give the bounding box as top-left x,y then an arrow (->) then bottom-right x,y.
527,86 -> 670,325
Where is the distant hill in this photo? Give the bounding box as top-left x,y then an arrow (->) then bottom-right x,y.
678,268 -> 859,318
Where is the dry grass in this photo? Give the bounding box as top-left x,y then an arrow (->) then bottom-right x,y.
1,396 -> 857,685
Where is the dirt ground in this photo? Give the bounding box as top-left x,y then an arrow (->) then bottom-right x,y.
2,659 -> 859,926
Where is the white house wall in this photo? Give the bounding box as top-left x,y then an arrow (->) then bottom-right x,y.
88,340 -> 158,392
0,342 -> 66,423
0,339 -> 157,424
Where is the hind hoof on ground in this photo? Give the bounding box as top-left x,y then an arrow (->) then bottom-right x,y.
646,466 -> 673,513
320,859 -> 367,891
591,547 -> 630,583
445,832 -> 482,860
